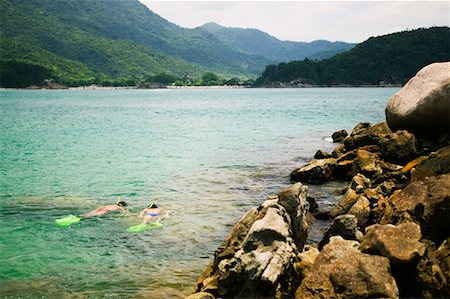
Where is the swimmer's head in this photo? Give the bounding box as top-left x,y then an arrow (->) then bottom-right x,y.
148,203 -> 158,208
118,201 -> 127,207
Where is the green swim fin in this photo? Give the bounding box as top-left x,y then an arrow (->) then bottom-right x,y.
55,215 -> 81,227
127,222 -> 163,233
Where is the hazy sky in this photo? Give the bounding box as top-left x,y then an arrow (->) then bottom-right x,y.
141,1 -> 449,43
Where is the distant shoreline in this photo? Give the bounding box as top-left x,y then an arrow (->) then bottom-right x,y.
0,84 -> 402,91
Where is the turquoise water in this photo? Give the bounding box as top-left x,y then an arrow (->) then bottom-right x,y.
0,88 -> 397,297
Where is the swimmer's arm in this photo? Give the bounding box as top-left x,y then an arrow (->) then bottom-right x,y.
138,209 -> 147,217
118,206 -> 128,213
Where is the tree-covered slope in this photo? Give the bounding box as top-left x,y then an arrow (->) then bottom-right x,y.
0,0 -> 276,86
0,0 -> 271,84
197,22 -> 355,62
256,27 -> 450,86
0,0 -> 208,85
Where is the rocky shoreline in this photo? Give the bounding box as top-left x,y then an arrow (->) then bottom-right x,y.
187,62 -> 450,299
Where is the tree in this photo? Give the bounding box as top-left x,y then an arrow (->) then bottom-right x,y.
201,72 -> 221,86
0,60 -> 52,88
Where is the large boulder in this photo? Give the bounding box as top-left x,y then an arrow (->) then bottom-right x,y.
385,62 -> 450,136
193,183 -> 309,298
296,236 -> 399,299
360,222 -> 426,264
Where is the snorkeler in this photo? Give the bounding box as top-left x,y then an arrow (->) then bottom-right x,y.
138,203 -> 161,223
80,201 -> 128,218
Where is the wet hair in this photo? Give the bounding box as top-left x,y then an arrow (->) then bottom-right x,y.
117,201 -> 127,207
148,203 -> 158,208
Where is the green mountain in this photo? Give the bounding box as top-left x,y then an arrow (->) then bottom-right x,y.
197,22 -> 355,62
0,0 -> 271,87
255,27 -> 450,86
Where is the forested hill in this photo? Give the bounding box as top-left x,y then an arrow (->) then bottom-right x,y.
0,0 -> 270,86
255,27 -> 450,86
197,22 -> 355,62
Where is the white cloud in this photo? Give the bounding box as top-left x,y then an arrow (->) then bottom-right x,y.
140,1 -> 449,42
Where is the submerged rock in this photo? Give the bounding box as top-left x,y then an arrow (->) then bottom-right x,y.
296,236 -> 398,299
385,62 -> 450,136
192,183 -> 309,298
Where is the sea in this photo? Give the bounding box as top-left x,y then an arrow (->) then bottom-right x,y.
0,87 -> 398,298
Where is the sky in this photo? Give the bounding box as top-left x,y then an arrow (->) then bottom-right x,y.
141,1 -> 449,43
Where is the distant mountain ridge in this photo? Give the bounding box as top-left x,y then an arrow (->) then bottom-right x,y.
0,0 -> 356,87
197,22 -> 355,62
256,27 -> 450,86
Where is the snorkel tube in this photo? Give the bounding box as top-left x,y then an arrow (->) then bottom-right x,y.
117,197 -> 127,207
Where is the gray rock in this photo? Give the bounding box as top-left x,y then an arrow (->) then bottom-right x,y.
360,222 -> 425,264
296,236 -> 399,299
319,214 -> 361,249
385,62 -> 450,136
194,183 -> 309,298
